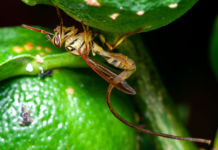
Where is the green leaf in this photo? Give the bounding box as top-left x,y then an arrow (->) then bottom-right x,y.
22,0 -> 198,33
0,53 -> 88,81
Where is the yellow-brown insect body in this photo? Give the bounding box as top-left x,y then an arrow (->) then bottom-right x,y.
65,32 -> 92,56
22,22 -> 136,83
92,43 -> 136,80
105,53 -> 135,70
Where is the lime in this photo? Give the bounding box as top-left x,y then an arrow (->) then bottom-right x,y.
0,68 -> 137,149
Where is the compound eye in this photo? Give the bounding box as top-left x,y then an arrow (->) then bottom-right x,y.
54,33 -> 60,47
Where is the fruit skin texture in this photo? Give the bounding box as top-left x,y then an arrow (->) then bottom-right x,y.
0,69 -> 137,150
22,0 -> 198,33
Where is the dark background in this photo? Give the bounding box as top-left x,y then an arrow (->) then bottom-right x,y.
0,0 -> 218,149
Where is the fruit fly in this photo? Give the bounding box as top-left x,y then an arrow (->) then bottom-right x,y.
38,67 -> 53,78
22,6 -> 211,144
18,106 -> 33,126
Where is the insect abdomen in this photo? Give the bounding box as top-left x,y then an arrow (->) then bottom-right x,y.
104,53 -> 134,70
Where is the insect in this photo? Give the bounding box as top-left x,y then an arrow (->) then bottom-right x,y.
38,67 -> 53,78
18,106 -> 33,126
22,6 -> 211,144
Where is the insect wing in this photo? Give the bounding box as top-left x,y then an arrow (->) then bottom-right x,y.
81,54 -> 136,95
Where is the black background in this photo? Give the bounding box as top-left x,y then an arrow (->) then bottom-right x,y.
0,0 -> 218,149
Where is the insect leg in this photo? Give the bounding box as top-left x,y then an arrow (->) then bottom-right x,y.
99,27 -> 145,50
111,33 -> 121,46
106,84 -> 211,144
46,35 -> 52,41
62,27 -> 78,40
80,21 -> 89,55
92,33 -> 99,41
55,5 -> 64,39
96,33 -> 119,50
86,25 -> 89,31
113,63 -> 136,85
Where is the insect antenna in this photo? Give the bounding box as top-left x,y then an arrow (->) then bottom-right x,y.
55,5 -> 64,39
106,84 -> 211,145
22,24 -> 54,36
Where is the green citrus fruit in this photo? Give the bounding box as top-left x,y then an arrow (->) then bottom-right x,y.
22,0 -> 197,33
0,69 -> 137,149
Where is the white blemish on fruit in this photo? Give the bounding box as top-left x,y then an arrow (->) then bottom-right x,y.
39,66 -> 44,73
136,11 -> 144,16
25,63 -> 33,72
58,123 -> 63,128
168,3 -> 178,8
36,55 -> 44,63
110,13 -> 119,20
85,0 -> 100,6
8,56 -> 13,59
